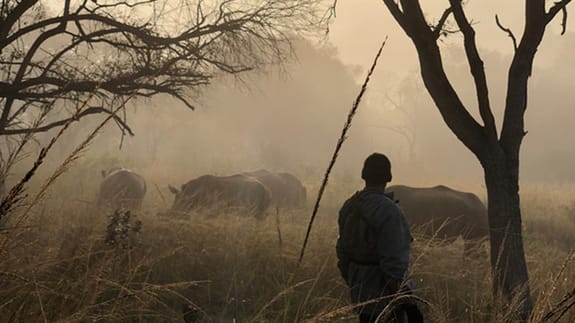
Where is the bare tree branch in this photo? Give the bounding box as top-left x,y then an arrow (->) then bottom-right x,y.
500,0 -> 549,154
0,0 -> 39,41
498,0 -> 570,150
547,0 -> 572,25
495,15 -> 517,51
91,0 -> 157,11
561,6 -> 568,35
0,107 -> 134,136
0,0 -> 321,136
382,0 -> 487,157
382,0 -> 407,32
449,0 -> 497,141
433,7 -> 453,39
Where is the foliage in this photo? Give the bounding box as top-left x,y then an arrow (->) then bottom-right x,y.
0,0 -> 321,137
105,208 -> 142,247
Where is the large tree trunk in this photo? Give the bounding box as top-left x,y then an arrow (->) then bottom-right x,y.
483,150 -> 532,320
378,2 -> 574,320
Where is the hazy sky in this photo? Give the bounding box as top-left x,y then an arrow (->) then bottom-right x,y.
40,0 -> 572,72
31,0 -> 575,191
319,1 -> 575,185
326,0 -> 572,72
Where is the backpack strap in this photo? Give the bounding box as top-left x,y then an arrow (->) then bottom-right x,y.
342,191 -> 379,265
348,190 -> 375,225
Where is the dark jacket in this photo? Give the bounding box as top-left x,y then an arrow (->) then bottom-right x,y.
336,187 -> 412,315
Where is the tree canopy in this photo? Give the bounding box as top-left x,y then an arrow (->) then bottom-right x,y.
0,0 -> 321,136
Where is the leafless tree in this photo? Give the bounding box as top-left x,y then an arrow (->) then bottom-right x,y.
381,86 -> 418,163
0,0 -> 321,137
377,0 -> 572,319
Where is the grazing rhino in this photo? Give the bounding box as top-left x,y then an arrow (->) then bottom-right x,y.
385,185 -> 489,255
243,169 -> 307,209
277,172 -> 307,208
167,174 -> 271,219
97,168 -> 147,211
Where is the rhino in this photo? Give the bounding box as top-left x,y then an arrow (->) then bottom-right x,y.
243,169 -> 307,209
166,174 -> 272,219
97,168 -> 147,211
277,172 -> 307,208
385,185 -> 489,255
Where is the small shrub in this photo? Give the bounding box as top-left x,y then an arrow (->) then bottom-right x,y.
104,208 -> 142,248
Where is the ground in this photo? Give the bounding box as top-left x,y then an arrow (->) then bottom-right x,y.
0,182 -> 573,322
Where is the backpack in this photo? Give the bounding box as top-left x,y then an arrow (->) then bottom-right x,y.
340,191 -> 379,264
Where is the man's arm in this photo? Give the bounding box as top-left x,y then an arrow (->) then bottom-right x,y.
336,200 -> 353,282
373,203 -> 412,285
336,236 -> 350,282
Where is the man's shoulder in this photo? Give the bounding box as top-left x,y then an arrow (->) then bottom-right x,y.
339,192 -> 359,215
341,192 -> 358,206
340,189 -> 398,215
358,190 -> 404,224
359,190 -> 396,207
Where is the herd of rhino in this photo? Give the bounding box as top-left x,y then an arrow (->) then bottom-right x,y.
97,168 -> 489,253
97,168 -> 307,219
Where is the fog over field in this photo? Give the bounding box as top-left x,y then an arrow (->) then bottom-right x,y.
24,2 -> 575,196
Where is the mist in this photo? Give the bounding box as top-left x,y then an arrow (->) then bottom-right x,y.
10,1 -> 574,204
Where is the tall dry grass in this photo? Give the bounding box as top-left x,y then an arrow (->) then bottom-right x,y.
0,108 -> 573,321
0,182 -> 573,322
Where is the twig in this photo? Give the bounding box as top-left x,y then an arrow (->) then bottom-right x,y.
298,38 -> 387,264
495,15 -> 517,51
561,6 -> 568,35
434,7 -> 453,39
546,0 -> 572,32
321,0 -> 339,36
0,106 -> 135,136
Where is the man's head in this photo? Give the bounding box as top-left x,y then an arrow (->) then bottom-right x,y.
361,153 -> 392,187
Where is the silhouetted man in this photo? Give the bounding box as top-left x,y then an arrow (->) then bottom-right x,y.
336,153 -> 423,323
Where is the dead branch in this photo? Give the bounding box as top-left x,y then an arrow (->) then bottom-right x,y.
543,0 -> 571,34
561,6 -> 568,35
495,15 -> 517,51
0,107 -> 134,136
433,7 -> 453,39
547,0 -> 572,23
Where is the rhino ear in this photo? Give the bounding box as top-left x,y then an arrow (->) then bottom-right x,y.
168,185 -> 180,195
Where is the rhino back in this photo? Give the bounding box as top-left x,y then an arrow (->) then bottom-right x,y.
386,185 -> 487,241
172,174 -> 271,217
98,169 -> 146,210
